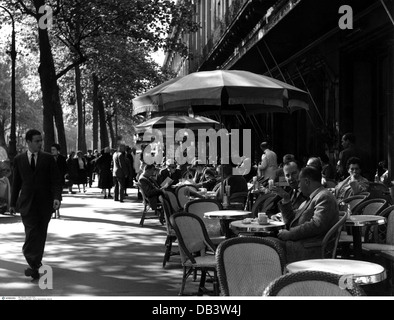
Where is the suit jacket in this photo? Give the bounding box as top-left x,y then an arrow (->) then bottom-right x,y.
11,151 -> 62,216
138,175 -> 163,210
279,187 -> 339,248
113,152 -> 129,178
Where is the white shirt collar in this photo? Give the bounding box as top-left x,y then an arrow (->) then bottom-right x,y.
27,150 -> 38,158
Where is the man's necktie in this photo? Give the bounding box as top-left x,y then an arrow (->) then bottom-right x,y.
31,153 -> 36,171
291,189 -> 298,202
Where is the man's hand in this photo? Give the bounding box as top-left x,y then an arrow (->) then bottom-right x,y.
270,212 -> 283,222
53,200 -> 61,210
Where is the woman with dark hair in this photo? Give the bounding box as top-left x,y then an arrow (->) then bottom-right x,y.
96,147 -> 113,199
334,157 -> 369,200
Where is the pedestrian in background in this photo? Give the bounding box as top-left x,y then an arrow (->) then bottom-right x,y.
96,147 -> 113,199
10,129 -> 62,280
258,141 -> 278,180
112,144 -> 129,203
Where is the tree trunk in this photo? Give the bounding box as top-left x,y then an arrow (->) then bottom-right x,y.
92,73 -> 99,151
34,0 -> 66,153
107,112 -> 115,148
98,95 -> 109,148
75,64 -> 86,153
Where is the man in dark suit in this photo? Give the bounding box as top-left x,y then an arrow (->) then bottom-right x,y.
112,144 -> 130,203
10,129 -> 62,280
276,166 -> 339,263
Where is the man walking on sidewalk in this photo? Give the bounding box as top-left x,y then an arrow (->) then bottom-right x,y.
10,129 -> 62,280
112,144 -> 129,203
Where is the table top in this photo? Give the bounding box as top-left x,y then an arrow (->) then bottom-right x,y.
204,210 -> 252,220
345,215 -> 386,227
230,219 -> 285,232
286,258 -> 387,285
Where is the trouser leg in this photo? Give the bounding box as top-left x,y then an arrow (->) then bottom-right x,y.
22,213 -> 51,269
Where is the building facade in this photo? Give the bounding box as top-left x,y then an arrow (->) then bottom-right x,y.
163,0 -> 394,181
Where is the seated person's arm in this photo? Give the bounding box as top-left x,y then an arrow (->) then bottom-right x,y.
279,195 -> 337,241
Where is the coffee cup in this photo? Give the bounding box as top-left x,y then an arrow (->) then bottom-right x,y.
258,212 -> 268,225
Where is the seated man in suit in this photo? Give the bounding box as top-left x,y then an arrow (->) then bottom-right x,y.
157,159 -> 182,188
139,164 -> 170,216
269,160 -> 308,218
274,166 -> 339,263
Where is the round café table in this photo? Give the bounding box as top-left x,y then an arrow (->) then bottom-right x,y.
204,210 -> 252,238
230,219 -> 285,237
286,258 -> 387,286
345,215 -> 386,259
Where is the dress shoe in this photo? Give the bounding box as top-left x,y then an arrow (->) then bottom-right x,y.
107,195 -> 113,199
24,267 -> 40,280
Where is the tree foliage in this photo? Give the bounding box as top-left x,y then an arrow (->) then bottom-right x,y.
0,0 -> 199,154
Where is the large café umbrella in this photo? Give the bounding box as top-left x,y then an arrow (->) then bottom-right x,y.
132,69 -> 310,116
135,115 -> 221,133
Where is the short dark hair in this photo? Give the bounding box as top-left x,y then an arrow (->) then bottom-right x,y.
25,129 -> 41,142
346,156 -> 362,169
52,143 -> 61,151
283,160 -> 300,170
300,166 -> 322,182
307,157 -> 322,172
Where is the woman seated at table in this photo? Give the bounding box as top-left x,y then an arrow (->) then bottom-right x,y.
194,168 -> 218,191
184,168 -> 218,199
334,157 -> 369,201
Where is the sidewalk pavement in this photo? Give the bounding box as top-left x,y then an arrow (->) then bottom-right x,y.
0,184 -> 202,298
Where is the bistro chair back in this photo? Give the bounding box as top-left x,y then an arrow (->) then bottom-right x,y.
229,191 -> 248,207
361,205 -> 394,257
368,182 -> 392,205
159,195 -> 179,268
216,236 -> 286,296
352,198 -> 388,216
338,194 -> 368,213
164,190 -> 181,212
262,270 -> 365,296
184,199 -> 224,244
321,209 -> 350,258
176,185 -> 198,209
170,212 -> 219,295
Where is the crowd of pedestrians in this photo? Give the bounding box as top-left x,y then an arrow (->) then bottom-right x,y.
51,144 -> 140,201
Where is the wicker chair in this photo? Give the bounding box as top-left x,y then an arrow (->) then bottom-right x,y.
170,212 -> 219,296
159,195 -> 180,268
184,199 -> 225,245
216,236 -> 286,296
135,181 -> 163,226
362,205 -> 394,255
338,198 -> 388,257
337,194 -> 368,211
321,209 -> 350,258
262,270 -> 366,296
163,190 -> 182,213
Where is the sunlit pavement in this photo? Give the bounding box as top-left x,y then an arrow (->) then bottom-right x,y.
0,183 -> 195,298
